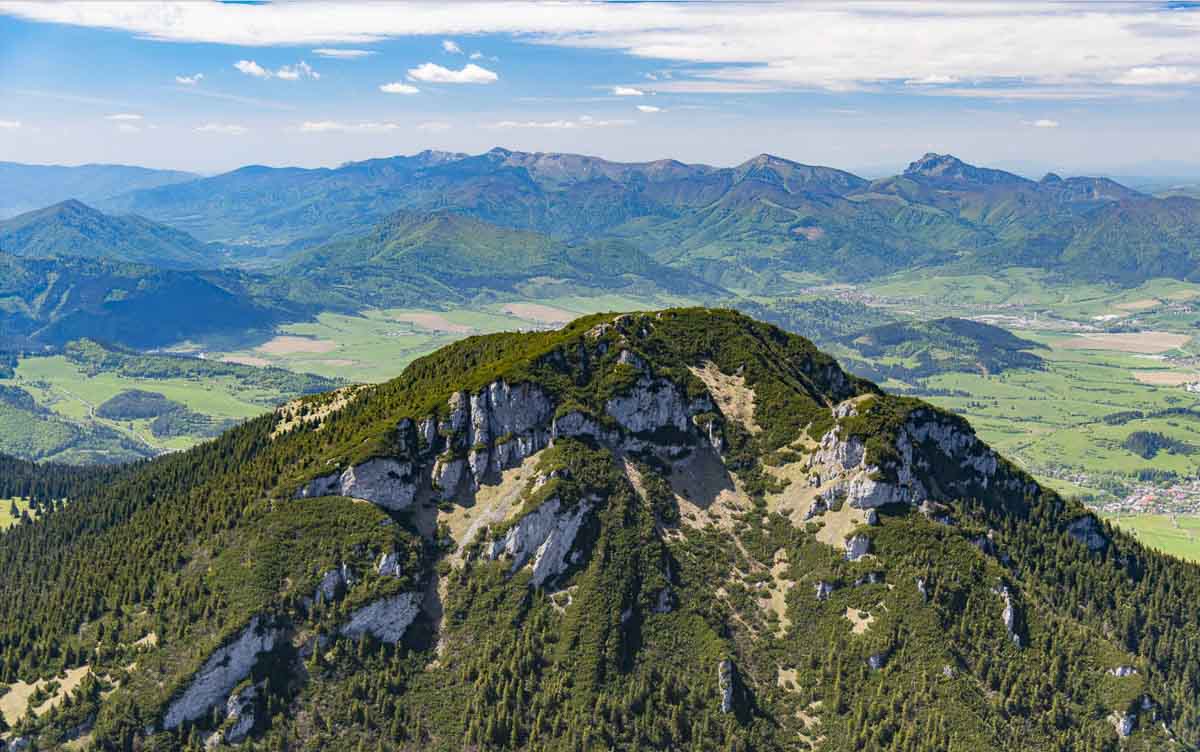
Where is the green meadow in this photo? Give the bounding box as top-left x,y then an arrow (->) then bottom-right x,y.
1106,514 -> 1200,562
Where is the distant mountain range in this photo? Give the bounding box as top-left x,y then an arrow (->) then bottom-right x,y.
3,148 -> 1199,347
85,148 -> 1200,287
0,160 -> 196,219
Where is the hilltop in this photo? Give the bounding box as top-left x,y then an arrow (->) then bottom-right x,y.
0,309 -> 1195,750
0,200 -> 218,269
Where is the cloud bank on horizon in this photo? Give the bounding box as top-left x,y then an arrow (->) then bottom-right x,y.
1,1 -> 1198,173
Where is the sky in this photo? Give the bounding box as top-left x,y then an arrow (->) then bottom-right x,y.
1,1 -> 1200,178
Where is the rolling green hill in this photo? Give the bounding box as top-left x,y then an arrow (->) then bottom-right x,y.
0,251 -> 306,350
0,200 -> 220,269
2,309 -> 1198,750
276,209 -> 721,309
838,317 -> 1048,381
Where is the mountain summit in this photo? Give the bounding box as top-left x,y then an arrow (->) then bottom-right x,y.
2,308 -> 1197,750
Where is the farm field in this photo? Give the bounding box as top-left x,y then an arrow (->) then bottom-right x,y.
2,352 -> 327,463
209,294 -> 690,383
1104,514 -> 1200,562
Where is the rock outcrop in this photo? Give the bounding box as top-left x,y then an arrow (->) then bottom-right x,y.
315,563 -> 354,605
162,617 -> 283,730
1110,711 -> 1135,738
223,681 -> 263,744
1067,516 -> 1108,551
995,585 -> 1021,647
810,404 -> 1024,512
340,592 -> 423,643
295,457 -> 417,511
718,659 -> 735,713
845,534 -> 871,562
486,497 -> 595,587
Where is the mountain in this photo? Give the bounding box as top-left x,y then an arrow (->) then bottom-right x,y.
3,308 -> 1199,750
276,209 -> 720,309
101,147 -> 1200,287
0,252 -> 305,349
0,161 -> 196,219
0,200 -> 219,269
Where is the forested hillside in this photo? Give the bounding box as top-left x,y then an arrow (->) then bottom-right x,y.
0,309 -> 1197,751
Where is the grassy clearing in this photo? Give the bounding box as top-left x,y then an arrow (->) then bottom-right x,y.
1105,514 -> 1200,562
6,355 -> 283,462
1,497 -> 38,529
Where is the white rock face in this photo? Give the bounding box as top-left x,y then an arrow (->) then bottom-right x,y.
845,534 -> 871,562
811,408 -> 1009,511
718,659 -> 735,713
1067,516 -> 1108,551
440,381 -> 554,489
487,497 -> 595,587
223,682 -> 261,744
432,454 -> 466,497
163,617 -> 283,730
1109,665 -> 1139,677
340,592 -> 422,643
295,458 -> 416,511
996,585 -> 1021,647
606,377 -> 693,435
551,410 -> 608,442
376,550 -> 404,577
816,581 -> 835,601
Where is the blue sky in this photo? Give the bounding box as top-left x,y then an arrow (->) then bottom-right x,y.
1,1 -> 1199,177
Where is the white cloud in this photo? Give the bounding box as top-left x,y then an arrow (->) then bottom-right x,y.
636,104 -> 662,113
490,115 -> 632,129
612,86 -> 644,96
6,3 -> 1200,98
904,74 -> 959,86
1114,66 -> 1200,86
195,122 -> 248,135
174,73 -> 203,85
407,62 -> 498,84
299,120 -> 401,133
235,59 -> 317,80
469,51 -> 482,60
276,61 -> 319,80
417,121 -> 452,132
380,81 -> 420,94
312,48 -> 373,59
234,59 -> 271,79
104,112 -> 142,121
442,39 -> 462,54
116,122 -> 140,134
1026,119 -> 1060,128
0,120 -> 20,129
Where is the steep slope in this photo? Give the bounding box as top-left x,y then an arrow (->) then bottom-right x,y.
0,200 -> 217,269
1,309 -> 1197,751
277,209 -> 719,308
0,161 -> 196,220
